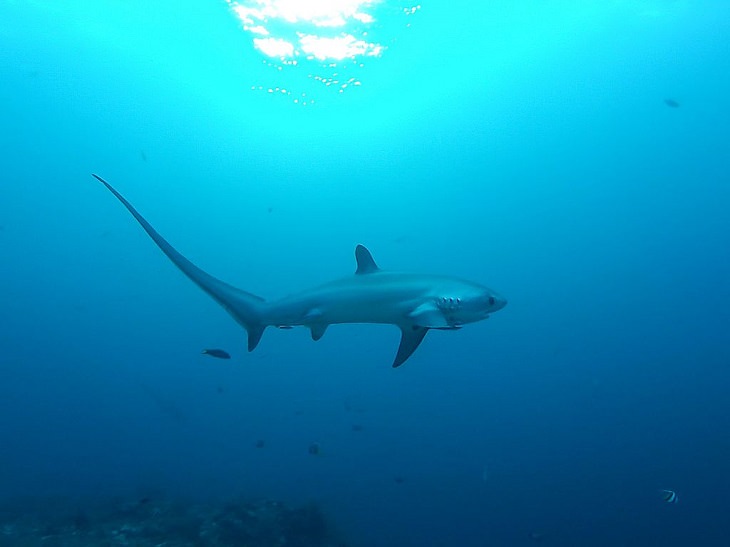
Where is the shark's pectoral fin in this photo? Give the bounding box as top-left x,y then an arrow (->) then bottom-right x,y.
393,326 -> 429,368
310,324 -> 329,341
408,303 -> 450,328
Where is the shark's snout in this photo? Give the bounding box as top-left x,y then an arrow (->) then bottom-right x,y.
491,293 -> 507,312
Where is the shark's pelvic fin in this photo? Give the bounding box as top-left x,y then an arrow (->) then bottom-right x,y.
301,309 -> 329,341
355,244 -> 380,275
310,324 -> 328,341
393,326 -> 429,368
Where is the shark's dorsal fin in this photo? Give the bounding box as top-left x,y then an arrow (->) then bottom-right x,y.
393,326 -> 429,367
355,244 -> 380,275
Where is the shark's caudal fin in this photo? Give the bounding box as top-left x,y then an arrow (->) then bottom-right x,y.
92,175 -> 267,351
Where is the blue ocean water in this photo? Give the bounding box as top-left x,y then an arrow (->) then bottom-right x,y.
1,0 -> 729,545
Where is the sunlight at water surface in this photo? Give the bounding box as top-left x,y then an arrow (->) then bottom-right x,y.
226,0 -> 419,103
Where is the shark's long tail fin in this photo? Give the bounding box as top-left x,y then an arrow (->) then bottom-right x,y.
92,174 -> 267,351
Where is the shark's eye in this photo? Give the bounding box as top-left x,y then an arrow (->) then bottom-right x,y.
488,296 -> 495,306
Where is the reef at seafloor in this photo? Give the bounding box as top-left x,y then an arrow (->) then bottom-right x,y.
0,496 -> 348,546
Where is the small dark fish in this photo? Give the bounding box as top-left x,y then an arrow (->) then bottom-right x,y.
664,98 -> 680,108
201,349 -> 231,359
351,424 -> 364,432
660,489 -> 678,503
308,442 -> 321,456
393,476 -> 405,484
140,150 -> 147,162
138,497 -> 150,505
255,439 -> 265,448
